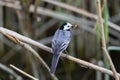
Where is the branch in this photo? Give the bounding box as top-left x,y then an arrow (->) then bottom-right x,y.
0,27 -> 120,78
10,64 -> 38,80
0,63 -> 23,80
96,0 -> 119,80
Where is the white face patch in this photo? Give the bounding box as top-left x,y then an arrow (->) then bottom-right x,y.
63,23 -> 73,30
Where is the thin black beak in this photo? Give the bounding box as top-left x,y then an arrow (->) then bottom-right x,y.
71,26 -> 73,28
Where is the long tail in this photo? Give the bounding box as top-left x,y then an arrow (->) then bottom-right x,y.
50,54 -> 60,74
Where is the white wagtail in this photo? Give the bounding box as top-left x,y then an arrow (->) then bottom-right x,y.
50,22 -> 73,74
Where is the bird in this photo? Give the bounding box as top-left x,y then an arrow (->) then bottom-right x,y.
50,22 -> 73,74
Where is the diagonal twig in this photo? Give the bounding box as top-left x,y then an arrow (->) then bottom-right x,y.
96,0 -> 119,80
10,64 -> 38,80
0,63 -> 23,80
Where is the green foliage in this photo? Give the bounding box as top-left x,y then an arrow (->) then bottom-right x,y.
102,1 -> 108,42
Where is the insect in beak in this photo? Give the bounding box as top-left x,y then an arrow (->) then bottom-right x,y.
72,24 -> 78,29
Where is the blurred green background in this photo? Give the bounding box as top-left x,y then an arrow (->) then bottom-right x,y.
0,0 -> 120,80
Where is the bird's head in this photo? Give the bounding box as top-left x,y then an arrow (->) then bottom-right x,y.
59,22 -> 73,31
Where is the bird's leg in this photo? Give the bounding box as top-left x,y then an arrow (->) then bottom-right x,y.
64,50 -> 69,54
64,50 -> 68,58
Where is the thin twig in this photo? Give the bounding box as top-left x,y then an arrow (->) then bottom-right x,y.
33,0 -> 39,20
0,63 -> 23,80
10,64 -> 38,80
0,27 -> 120,78
96,0 -> 119,80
